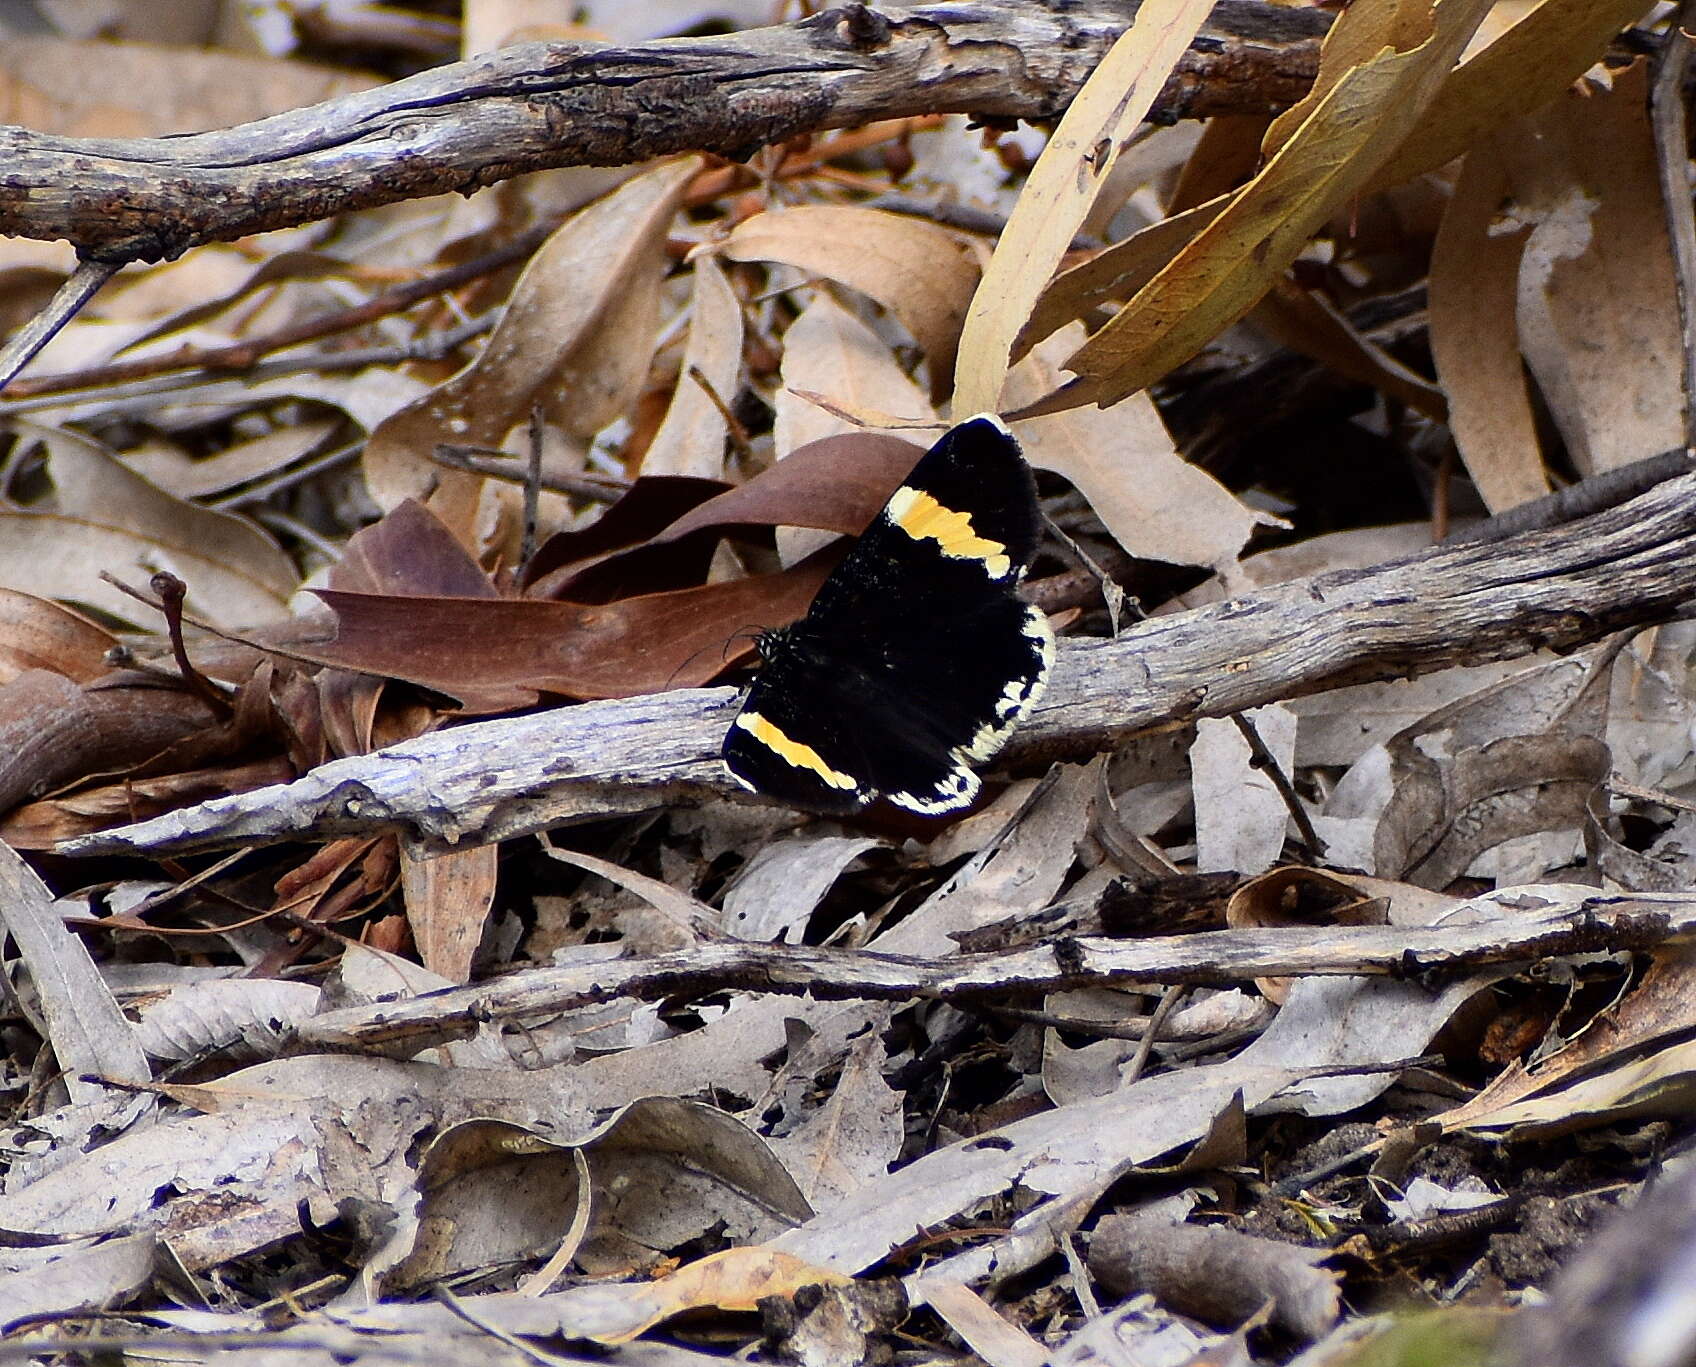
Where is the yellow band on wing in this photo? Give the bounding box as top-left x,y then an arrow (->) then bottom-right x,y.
734,711 -> 858,791
885,486 -> 1011,579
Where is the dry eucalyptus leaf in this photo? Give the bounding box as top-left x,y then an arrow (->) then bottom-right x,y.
724,205 -> 979,400
1191,704 -> 1298,876
639,252 -> 744,480
1428,138 -> 1548,512
3,421 -> 295,627
129,978 -> 321,1064
383,1097 -> 811,1291
719,835 -> 881,943
952,0 -> 1215,413
1028,0 -> 1495,415
1007,325 -> 1277,579
770,1030 -> 903,1210
363,156 -> 699,511
399,840 -> 497,984
1501,60 -> 1686,477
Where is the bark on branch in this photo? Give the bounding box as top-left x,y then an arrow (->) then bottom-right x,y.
2,1 -> 1328,262
289,892 -> 1691,1055
58,467 -> 1696,860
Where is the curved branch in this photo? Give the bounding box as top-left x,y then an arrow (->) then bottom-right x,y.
0,1 -> 1328,262
57,469 -> 1696,860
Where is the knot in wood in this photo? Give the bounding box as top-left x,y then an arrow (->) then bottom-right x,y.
809,3 -> 891,51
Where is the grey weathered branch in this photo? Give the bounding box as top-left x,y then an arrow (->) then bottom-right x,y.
57,468 -> 1696,860
1,2 -> 1328,262
290,892 -> 1691,1055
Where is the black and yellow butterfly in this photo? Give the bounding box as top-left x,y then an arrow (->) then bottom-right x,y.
723,415 -> 1053,815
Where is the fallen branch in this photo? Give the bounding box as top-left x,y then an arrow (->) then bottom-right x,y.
287,892 -> 1691,1055
57,467 -> 1696,860
0,2 -> 1328,262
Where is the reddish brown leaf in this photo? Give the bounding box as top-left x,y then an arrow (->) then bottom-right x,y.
657,432 -> 926,543
0,589 -> 117,685
522,476 -> 731,598
332,499 -> 497,599
308,552 -> 835,706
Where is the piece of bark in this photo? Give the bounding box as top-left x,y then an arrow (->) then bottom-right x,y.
56,467 -> 1696,861
1089,1209 -> 1340,1340
0,1 -> 1330,262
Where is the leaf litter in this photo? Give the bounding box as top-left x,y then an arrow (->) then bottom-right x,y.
0,1 -> 1694,1364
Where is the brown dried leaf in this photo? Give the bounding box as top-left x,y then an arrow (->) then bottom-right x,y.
400,843 -> 498,985
724,206 -> 978,401
657,432 -> 925,543
308,554 -> 832,705
0,670 -> 220,819
1005,326 -> 1274,576
775,290 -> 937,455
1501,61 -> 1686,475
1428,138 -> 1549,512
362,157 -> 699,510
2,423 -> 296,627
0,589 -> 117,685
639,252 -> 744,479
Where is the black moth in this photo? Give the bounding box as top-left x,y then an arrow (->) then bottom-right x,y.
722,414 -> 1053,816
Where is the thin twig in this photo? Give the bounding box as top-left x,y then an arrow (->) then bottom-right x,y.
522,405 -> 544,568
686,362 -> 755,462
430,443 -> 632,503
430,1285 -> 574,1367
1120,983 -> 1187,1087
140,572 -> 233,718
1442,448 -> 1694,546
1230,712 -> 1323,862
1652,0 -> 1696,450
0,257 -> 120,394
0,224 -> 556,402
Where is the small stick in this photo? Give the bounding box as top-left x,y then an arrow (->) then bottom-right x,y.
521,405 -> 544,567
430,443 -> 631,503
0,226 -> 554,401
145,572 -> 233,719
0,257 -> 120,394
686,362 -> 754,462
1120,983 -> 1187,1087
1230,712 -> 1323,862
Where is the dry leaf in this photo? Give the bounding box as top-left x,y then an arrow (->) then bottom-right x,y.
1005,326 -> 1276,578
639,252 -> 744,479
1501,61 -> 1686,475
2,422 -> 296,627
1025,0 -> 1495,416
725,206 -> 979,401
1428,137 -> 1549,511
362,157 -> 699,512
400,842 -> 498,984
952,0 -> 1216,413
